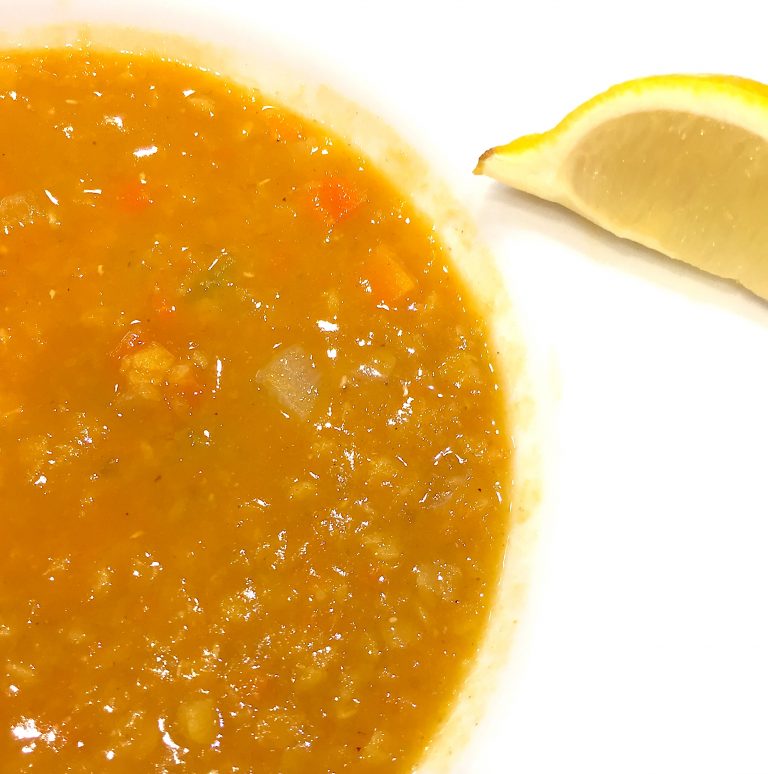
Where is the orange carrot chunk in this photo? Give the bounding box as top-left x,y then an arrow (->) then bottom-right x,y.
114,179 -> 152,214
111,329 -> 144,359
151,288 -> 177,319
364,246 -> 416,306
309,177 -> 365,225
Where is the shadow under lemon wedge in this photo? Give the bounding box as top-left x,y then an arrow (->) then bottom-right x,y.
476,74 -> 768,302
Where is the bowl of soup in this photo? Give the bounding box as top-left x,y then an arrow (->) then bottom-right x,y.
0,7 -> 551,772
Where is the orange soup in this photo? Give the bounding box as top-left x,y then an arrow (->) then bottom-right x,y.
0,49 -> 511,771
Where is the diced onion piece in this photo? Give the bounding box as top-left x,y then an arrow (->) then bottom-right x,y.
289,480 -> 316,500
357,350 -> 396,380
257,345 -> 319,420
415,561 -> 460,599
0,192 -> 42,232
187,95 -> 215,114
119,341 -> 175,400
361,532 -> 400,563
178,697 -> 218,746
359,729 -> 388,762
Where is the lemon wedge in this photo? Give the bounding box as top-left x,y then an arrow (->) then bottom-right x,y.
476,74 -> 768,300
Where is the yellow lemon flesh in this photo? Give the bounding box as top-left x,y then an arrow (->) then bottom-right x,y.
476,74 -> 768,301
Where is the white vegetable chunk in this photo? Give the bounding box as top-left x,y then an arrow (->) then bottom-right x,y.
0,192 -> 42,233
257,345 -> 319,419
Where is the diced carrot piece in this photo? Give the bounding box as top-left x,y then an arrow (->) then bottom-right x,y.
364,247 -> 416,306
112,329 -> 144,359
309,177 -> 366,225
151,288 -> 177,319
114,179 -> 152,214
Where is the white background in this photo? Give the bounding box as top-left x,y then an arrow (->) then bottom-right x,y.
16,1 -> 768,771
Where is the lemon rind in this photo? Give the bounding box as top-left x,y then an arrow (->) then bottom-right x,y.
476,74 -> 768,206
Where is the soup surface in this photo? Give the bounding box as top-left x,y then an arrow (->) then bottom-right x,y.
0,49 -> 511,771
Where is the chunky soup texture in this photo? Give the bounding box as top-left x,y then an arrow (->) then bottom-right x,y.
0,50 -> 511,772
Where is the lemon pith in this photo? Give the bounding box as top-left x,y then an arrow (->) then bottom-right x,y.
476,74 -> 768,300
